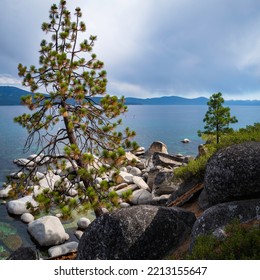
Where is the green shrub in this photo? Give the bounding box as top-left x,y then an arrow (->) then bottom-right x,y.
187,220 -> 260,260
175,122 -> 260,181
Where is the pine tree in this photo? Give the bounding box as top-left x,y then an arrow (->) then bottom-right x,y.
198,92 -> 238,144
13,1 -> 137,217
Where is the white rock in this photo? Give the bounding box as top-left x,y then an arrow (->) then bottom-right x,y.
38,171 -> 61,189
125,152 -> 141,163
102,208 -> 109,214
28,216 -> 69,247
115,184 -> 139,197
119,167 -> 127,172
74,230 -> 84,240
67,188 -> 78,197
14,158 -> 35,167
130,167 -> 142,176
115,171 -> 134,184
109,183 -> 128,192
77,217 -> 91,229
181,138 -> 191,143
129,189 -> 152,205
9,171 -> 24,179
0,185 -> 12,198
34,172 -> 45,180
7,195 -> 38,215
21,213 -> 34,223
48,241 -> 78,258
132,146 -> 145,156
27,154 -> 44,163
132,176 -> 150,191
120,202 -> 131,208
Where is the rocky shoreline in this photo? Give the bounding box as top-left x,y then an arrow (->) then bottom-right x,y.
1,140 -> 260,260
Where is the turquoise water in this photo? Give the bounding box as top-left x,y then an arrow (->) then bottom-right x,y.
0,104 -> 260,257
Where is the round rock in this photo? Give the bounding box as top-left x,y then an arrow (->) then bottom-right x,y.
21,213 -> 34,223
77,217 -> 91,230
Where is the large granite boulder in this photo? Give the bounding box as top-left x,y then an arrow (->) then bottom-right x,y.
144,141 -> 168,157
202,142 -> 260,207
28,216 -> 69,247
152,169 -> 179,196
77,205 -> 196,260
191,199 -> 260,248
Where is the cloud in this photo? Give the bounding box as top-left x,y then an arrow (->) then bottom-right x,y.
0,74 -> 21,86
1,0 -> 260,99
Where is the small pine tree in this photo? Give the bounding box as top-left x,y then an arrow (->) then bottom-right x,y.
12,1 -> 137,217
198,92 -> 237,144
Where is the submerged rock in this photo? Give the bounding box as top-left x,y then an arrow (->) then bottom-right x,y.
77,205 -> 196,260
7,247 -> 39,260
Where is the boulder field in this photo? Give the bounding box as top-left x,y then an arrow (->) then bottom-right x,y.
2,141 -> 260,259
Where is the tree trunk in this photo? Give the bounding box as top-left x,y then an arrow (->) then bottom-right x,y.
62,104 -> 103,218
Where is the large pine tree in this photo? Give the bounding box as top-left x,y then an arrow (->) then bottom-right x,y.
13,0 -> 137,217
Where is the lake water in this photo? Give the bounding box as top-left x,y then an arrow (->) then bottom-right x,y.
0,104 -> 260,257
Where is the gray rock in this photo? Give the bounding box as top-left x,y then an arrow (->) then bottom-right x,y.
197,144 -> 208,158
115,171 -> 134,184
124,152 -> 141,164
202,142 -> 260,207
153,169 -> 179,196
132,176 -> 150,191
115,184 -> 139,197
152,152 -> 183,168
191,199 -> 260,248
48,241 -> 78,258
75,230 -> 84,240
132,146 -> 145,156
7,195 -> 38,215
151,194 -> 171,206
14,158 -> 35,167
77,205 -> 196,260
28,216 -> 69,247
21,213 -> 34,223
109,183 -> 129,192
129,189 -> 152,205
145,141 -> 168,157
120,202 -> 131,208
77,217 -> 91,230
130,167 -> 142,176
0,185 -> 12,198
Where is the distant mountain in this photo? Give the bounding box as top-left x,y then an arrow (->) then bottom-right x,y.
0,86 -> 260,106
0,86 -> 32,105
124,96 -> 209,105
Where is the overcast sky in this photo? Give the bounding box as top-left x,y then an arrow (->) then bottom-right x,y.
1,0 -> 260,100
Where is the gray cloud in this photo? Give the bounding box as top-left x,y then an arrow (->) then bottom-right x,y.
1,0 -> 260,100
